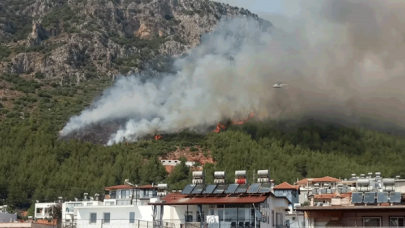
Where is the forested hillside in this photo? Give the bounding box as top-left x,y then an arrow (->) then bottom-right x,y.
1,0 -> 405,217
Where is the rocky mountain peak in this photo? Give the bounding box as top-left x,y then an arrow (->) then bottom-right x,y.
0,0 -> 264,84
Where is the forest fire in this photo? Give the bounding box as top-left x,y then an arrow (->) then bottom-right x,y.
214,123 -> 226,133
155,135 -> 163,140
214,112 -> 255,133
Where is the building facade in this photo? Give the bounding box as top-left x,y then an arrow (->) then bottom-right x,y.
297,172 -> 405,227
151,170 -> 290,228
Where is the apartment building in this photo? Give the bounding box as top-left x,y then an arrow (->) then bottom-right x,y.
151,170 -> 291,228
297,172 -> 405,227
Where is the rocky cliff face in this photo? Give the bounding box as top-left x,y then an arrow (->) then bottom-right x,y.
0,0 -> 260,84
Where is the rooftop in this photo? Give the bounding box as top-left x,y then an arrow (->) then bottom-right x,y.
296,176 -> 341,185
297,205 -> 405,211
313,192 -> 352,199
274,182 -> 300,191
104,184 -> 158,191
150,192 -> 272,205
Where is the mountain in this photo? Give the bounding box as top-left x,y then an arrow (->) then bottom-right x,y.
1,0 -> 405,214
0,0 -> 258,83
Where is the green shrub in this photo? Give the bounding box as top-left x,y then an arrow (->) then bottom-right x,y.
0,45 -> 11,60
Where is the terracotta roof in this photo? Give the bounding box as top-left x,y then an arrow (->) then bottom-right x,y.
274,182 -> 300,190
313,192 -> 352,199
150,193 -> 271,205
296,176 -> 341,185
104,185 -> 133,191
105,184 -> 157,191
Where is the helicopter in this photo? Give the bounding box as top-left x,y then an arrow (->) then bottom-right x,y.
273,82 -> 287,88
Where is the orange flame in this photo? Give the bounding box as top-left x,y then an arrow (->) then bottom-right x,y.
155,135 -> 163,140
214,123 -> 226,133
214,112 -> 255,133
232,112 -> 255,125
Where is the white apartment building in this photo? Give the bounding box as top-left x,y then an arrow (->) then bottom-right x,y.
294,176 -> 341,205
72,184 -> 159,228
35,202 -> 57,219
62,197 -> 103,227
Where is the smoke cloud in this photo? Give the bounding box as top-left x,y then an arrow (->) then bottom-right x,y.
61,0 -> 405,145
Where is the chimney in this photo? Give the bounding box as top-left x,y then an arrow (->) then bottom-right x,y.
94,193 -> 100,201
84,193 -> 88,201
58,197 -> 63,204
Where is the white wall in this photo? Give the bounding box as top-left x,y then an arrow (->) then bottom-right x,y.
75,205 -> 153,228
285,214 -> 305,228
34,202 -> 56,219
62,201 -> 103,226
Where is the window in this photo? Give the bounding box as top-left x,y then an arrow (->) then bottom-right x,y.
363,217 -> 381,227
121,190 -> 130,198
129,212 -> 135,223
36,208 -> 43,213
103,213 -> 110,224
110,191 -> 116,199
390,217 -> 404,227
90,213 -> 97,224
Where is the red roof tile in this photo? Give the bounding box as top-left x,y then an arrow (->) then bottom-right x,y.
313,192 -> 352,199
296,176 -> 341,185
104,185 -> 133,191
151,193 -> 270,205
274,182 -> 300,190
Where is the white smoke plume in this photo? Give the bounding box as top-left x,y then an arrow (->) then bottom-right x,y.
61,0 -> 405,145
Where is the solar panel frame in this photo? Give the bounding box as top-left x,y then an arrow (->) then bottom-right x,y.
191,185 -> 205,194
377,192 -> 388,203
247,183 -> 261,193
390,192 -> 401,203
351,192 -> 363,204
182,184 -> 196,194
213,185 -> 227,194
203,185 -> 217,194
235,184 -> 249,193
225,184 -> 239,194
258,183 -> 272,193
363,192 -> 376,204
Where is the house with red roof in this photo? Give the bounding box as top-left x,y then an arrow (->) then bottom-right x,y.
295,176 -> 341,205
150,170 -> 291,228
273,182 -> 303,228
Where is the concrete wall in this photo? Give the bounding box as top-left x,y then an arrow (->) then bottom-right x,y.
34,203 -> 57,219
0,212 -> 17,222
75,205 -> 153,228
285,214 -> 305,228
